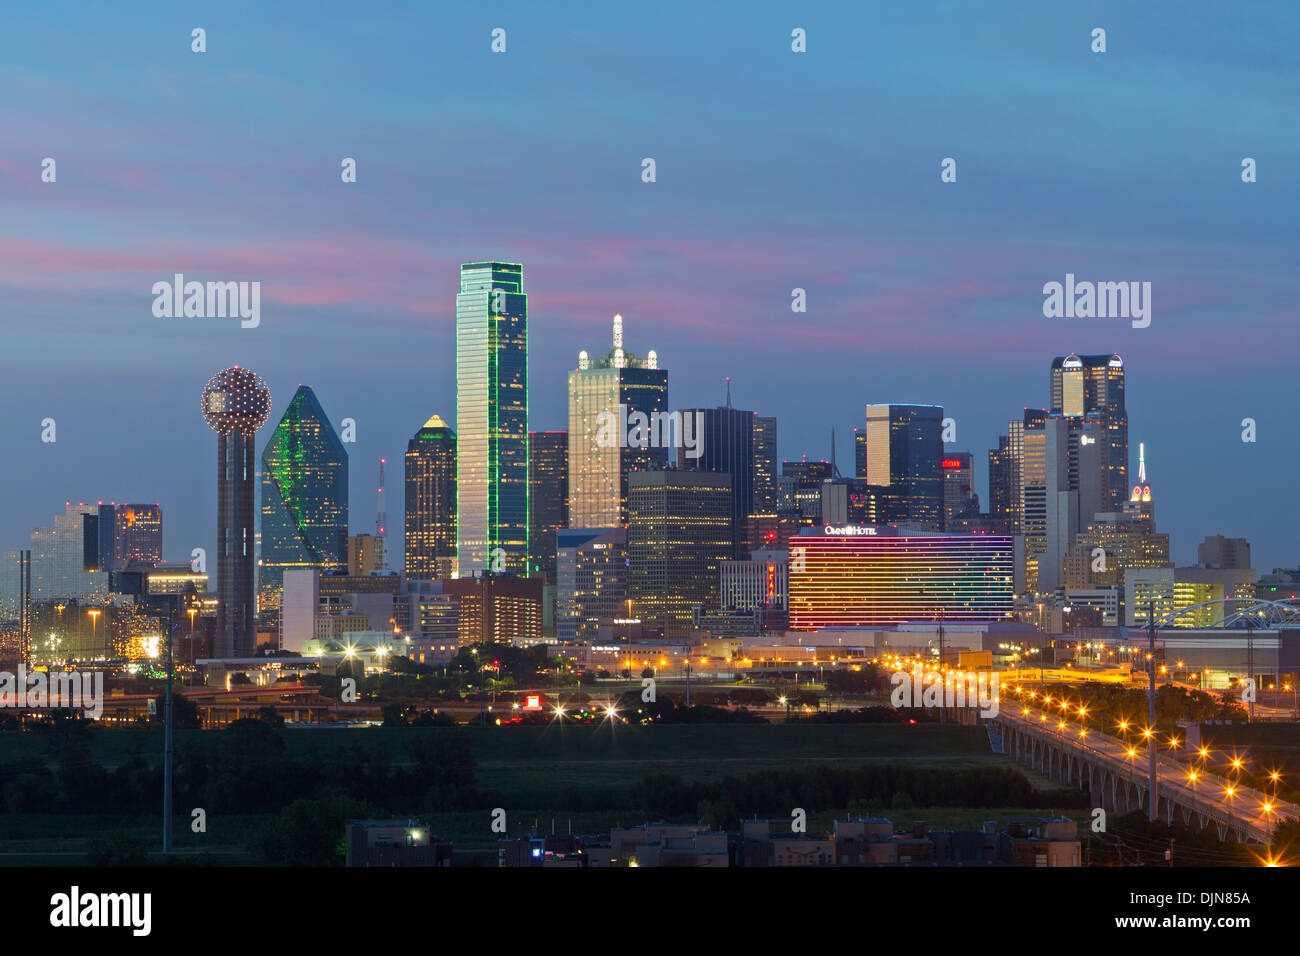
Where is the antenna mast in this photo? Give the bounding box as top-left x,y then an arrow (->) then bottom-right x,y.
376,457 -> 388,569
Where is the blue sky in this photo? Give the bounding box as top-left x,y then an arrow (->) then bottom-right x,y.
0,0 -> 1296,570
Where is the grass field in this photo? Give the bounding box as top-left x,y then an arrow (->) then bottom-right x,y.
0,722 -> 1087,862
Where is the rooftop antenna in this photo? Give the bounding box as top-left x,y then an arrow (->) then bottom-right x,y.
831,428 -> 840,477
376,458 -> 388,569
724,377 -> 732,408
1138,441 -> 1147,483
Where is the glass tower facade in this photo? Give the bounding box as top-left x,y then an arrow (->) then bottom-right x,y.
864,404 -> 944,528
259,385 -> 348,619
528,430 -> 568,583
456,262 -> 529,576
405,413 -> 457,580
753,415 -> 779,512
680,406 -> 756,559
627,471 -> 732,639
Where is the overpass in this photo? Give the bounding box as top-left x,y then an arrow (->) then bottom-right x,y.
989,702 -> 1299,846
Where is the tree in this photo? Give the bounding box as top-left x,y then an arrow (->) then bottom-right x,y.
255,705 -> 285,727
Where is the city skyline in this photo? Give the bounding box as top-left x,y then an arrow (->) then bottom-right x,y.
0,334 -> 1282,576
1,2 -> 1295,571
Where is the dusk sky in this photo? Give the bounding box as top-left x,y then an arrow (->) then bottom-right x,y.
1,1 -> 1296,570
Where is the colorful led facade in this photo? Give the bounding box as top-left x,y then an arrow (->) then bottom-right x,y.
456,262 -> 529,576
203,366 -> 271,658
259,385 -> 348,620
787,526 -> 1014,630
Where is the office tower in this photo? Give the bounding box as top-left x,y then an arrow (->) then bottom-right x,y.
203,366 -> 271,658
442,576 -> 543,646
721,547 -> 788,614
528,430 -> 569,583
556,527 -> 628,641
85,504 -> 163,571
30,504 -> 111,603
744,511 -> 806,555
405,413 -> 457,580
854,427 -> 866,478
988,437 -> 1014,534
456,261 -> 529,576
820,478 -> 883,526
627,471 -> 732,638
0,550 -> 31,664
680,405 -> 755,558
568,314 -> 669,528
787,526 -> 1015,630
863,404 -> 944,527
782,459 -> 833,524
259,385 -> 349,619
753,416 -> 779,511
1050,353 -> 1128,510
1017,411 -> 1106,596
941,452 -> 979,530
347,534 -> 384,575
1198,535 -> 1252,571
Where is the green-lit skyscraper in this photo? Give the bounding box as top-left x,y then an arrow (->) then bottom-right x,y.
259,385 -> 349,618
456,262 -> 528,576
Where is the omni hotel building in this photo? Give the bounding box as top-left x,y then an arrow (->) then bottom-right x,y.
788,525 -> 1015,630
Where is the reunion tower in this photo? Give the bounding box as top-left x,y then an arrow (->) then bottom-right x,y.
202,366 -> 271,658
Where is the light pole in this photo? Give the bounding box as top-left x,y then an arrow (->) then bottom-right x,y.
1146,601 -> 1158,824
163,598 -> 181,855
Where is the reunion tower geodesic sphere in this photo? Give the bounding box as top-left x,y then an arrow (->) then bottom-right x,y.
202,365 -> 270,658
202,365 -> 271,434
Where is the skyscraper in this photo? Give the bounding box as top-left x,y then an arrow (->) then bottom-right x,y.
679,404 -> 755,559
29,504 -> 110,603
203,366 -> 271,658
627,471 -> 732,638
568,314 -> 668,528
753,415 -> 779,512
405,413 -> 457,580
1049,353 -> 1128,510
456,262 -> 529,576
259,385 -> 349,620
84,503 -> 163,571
864,404 -> 944,527
941,452 -> 978,530
556,526 -> 628,641
988,437 -> 1015,534
528,430 -> 569,583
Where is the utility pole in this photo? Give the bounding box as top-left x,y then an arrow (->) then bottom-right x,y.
163,602 -> 176,853
1147,601 -> 1158,824
938,615 -> 946,724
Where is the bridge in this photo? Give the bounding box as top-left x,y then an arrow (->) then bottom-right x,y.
990,703 -> 1299,846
